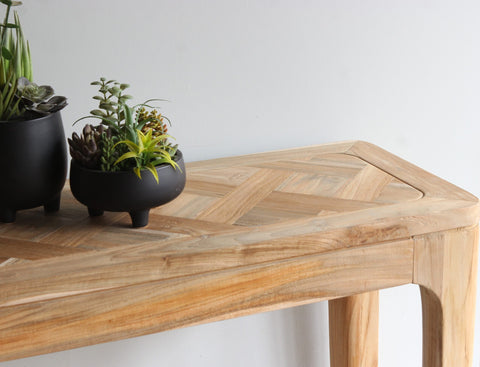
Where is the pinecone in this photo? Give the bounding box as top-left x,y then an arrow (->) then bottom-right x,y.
68,124 -> 106,169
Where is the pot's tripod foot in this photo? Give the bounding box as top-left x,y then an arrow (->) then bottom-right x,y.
44,194 -> 61,213
88,207 -> 104,217
0,208 -> 16,223
129,209 -> 150,228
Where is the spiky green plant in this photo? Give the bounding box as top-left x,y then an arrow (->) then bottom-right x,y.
0,1 -> 66,121
114,129 -> 179,183
0,6 -> 32,83
0,1 -> 31,120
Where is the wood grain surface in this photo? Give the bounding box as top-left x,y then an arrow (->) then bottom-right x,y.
414,225 -> 479,367
0,140 -> 478,364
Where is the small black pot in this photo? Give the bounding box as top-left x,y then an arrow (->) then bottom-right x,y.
0,112 -> 67,222
69,151 -> 186,227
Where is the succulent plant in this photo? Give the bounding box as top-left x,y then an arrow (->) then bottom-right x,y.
85,77 -> 132,131
98,129 -> 128,172
15,77 -> 67,116
138,108 -> 169,138
16,77 -> 53,103
32,95 -> 68,114
68,124 -> 104,169
70,77 -> 179,181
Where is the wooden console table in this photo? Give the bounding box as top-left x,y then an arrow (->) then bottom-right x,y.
0,141 -> 478,366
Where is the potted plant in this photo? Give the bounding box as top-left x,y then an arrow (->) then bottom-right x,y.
68,77 -> 185,228
0,1 -> 68,223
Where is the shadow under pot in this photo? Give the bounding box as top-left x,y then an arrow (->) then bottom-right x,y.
69,150 -> 186,228
0,111 -> 67,222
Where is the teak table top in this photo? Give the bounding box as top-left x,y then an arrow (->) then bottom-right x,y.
0,140 -> 478,363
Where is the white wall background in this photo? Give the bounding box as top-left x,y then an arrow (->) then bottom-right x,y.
2,0 -> 480,366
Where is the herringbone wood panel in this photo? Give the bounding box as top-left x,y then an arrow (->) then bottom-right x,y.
0,152 -> 421,266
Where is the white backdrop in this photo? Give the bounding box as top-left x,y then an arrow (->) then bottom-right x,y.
2,1 -> 480,366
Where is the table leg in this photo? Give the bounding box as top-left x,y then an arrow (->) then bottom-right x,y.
413,226 -> 478,367
328,291 -> 379,367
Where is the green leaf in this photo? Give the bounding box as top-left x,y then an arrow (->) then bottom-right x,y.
101,116 -> 117,125
118,96 -> 131,104
114,151 -> 139,165
24,40 -> 32,80
90,81 -> 102,86
162,115 -> 172,126
6,88 -> 22,119
146,163 -> 159,183
3,28 -> 12,69
0,23 -> 19,29
90,109 -> 107,117
108,86 -> 120,97
143,98 -> 169,105
141,128 -> 152,143
13,26 -> 21,78
167,144 -> 178,157
99,101 -> 115,112
151,134 -> 171,144
72,115 -> 119,127
114,139 -> 140,153
133,167 -> 142,179
151,147 -> 171,156
1,45 -> 11,59
136,129 -> 146,150
119,83 -> 129,90
122,104 -> 133,124
150,156 -> 168,165
136,118 -> 148,130
151,156 -> 180,171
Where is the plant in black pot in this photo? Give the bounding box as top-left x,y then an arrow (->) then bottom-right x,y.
0,1 -> 68,223
68,77 -> 186,228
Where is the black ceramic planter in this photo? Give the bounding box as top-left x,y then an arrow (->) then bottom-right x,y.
0,112 -> 67,222
69,151 -> 186,228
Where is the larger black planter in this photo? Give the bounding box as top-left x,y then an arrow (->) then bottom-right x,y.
70,151 -> 186,228
0,111 -> 67,222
